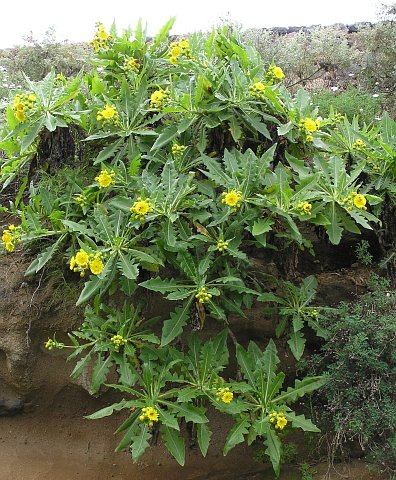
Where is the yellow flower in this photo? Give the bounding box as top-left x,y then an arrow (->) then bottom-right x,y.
171,46 -> 182,57
268,65 -> 285,80
301,118 -> 320,133
221,190 -> 243,209
75,250 -> 89,268
97,105 -> 118,122
15,110 -> 26,122
249,82 -> 266,100
5,242 -> 14,252
147,408 -> 159,422
95,169 -> 116,188
179,39 -> 190,49
216,239 -> 229,252
28,93 -> 36,102
276,416 -> 288,430
221,391 -> 234,404
306,134 -> 313,142
130,198 -> 154,220
195,287 -> 212,303
89,256 -> 104,275
297,201 -> 312,216
150,89 -> 168,109
353,193 -> 367,210
69,255 -> 76,271
2,230 -> 12,243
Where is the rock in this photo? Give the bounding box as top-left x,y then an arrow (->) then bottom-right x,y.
0,383 -> 24,416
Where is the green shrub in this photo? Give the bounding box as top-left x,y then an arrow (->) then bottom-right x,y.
306,276 -> 396,474
312,87 -> 382,125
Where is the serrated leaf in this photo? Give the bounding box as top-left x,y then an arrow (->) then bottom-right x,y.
286,412 -> 320,432
131,425 -> 151,462
90,354 -> 112,394
139,277 -> 180,293
162,425 -> 185,466
264,423 -> 281,476
175,403 -> 208,424
197,423 -> 212,457
273,376 -> 326,404
223,416 -> 250,455
117,252 -> 139,280
161,300 -> 193,346
252,218 -> 274,236
84,400 -> 127,420
287,330 -> 306,360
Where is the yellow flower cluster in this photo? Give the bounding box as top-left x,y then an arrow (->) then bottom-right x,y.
123,57 -> 140,74
249,81 -> 266,101
97,105 -> 118,125
216,239 -> 229,252
296,201 -> 312,216
1,224 -> 21,252
13,93 -> 36,123
75,193 -> 88,207
130,197 -> 154,221
89,22 -> 113,52
44,338 -> 64,350
110,334 -> 127,351
269,411 -> 288,430
340,192 -> 367,211
215,387 -> 234,404
352,139 -> 366,151
221,190 -> 243,210
329,112 -> 345,124
195,287 -> 212,304
171,143 -> 186,157
150,88 -> 169,109
95,169 -> 116,188
266,64 -> 285,81
139,406 -> 159,426
299,117 -> 321,134
309,309 -> 318,318
168,39 -> 191,64
70,250 -> 104,277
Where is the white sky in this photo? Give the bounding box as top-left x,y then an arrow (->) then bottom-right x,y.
0,0 -> 392,48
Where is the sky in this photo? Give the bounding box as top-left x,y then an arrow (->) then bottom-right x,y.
0,0 -> 393,48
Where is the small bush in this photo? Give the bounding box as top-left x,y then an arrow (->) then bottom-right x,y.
312,87 -> 382,125
306,276 -> 396,474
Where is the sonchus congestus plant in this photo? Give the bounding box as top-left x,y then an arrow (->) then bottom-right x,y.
0,19 -> 384,475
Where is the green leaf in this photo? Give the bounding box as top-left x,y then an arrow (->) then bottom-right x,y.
197,423 -> 212,457
175,403 -> 208,424
164,218 -> 176,247
277,121 -> 293,136
129,249 -> 163,266
287,331 -> 306,360
84,400 -> 127,420
223,416 -> 250,455
90,354 -> 112,394
117,252 -> 139,280
161,299 -> 193,346
115,412 -> 140,451
139,277 -> 180,293
70,352 -> 92,379
264,423 -> 281,477
273,376 -> 326,404
162,425 -> 185,466
286,412 -> 320,432
131,425 -> 151,462
62,220 -> 93,236
21,118 -> 44,153
24,234 -> 65,276
236,344 -> 255,386
252,218 -> 274,236
151,124 -> 179,150
177,250 -> 199,282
